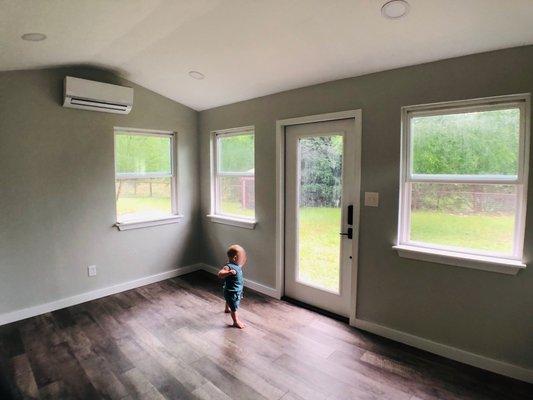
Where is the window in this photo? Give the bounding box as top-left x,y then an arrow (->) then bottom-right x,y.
208,127 -> 255,228
114,128 -> 180,229
396,94 -> 529,273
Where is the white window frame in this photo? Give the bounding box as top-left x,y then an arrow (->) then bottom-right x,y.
207,126 -> 256,229
394,94 -> 530,275
113,127 -> 182,231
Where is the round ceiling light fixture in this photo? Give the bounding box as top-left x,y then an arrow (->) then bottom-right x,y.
188,70 -> 205,80
21,32 -> 47,41
381,0 -> 410,19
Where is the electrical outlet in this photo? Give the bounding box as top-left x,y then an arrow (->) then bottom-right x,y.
87,265 -> 97,277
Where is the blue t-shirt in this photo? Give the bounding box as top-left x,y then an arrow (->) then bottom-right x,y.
223,263 -> 244,292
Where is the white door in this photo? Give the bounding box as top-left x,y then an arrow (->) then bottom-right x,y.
285,119 -> 357,317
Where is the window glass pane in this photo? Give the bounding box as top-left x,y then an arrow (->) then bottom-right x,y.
218,176 -> 255,218
116,178 -> 172,221
218,133 -> 254,173
297,135 -> 343,293
410,182 -> 517,255
116,133 -> 171,174
411,108 -> 520,177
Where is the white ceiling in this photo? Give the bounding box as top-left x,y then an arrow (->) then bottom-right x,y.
2,0 -> 533,111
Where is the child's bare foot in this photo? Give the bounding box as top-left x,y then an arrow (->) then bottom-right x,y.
229,311 -> 244,328
232,320 -> 245,329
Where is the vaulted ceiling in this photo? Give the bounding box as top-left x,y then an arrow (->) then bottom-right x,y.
2,0 -> 533,110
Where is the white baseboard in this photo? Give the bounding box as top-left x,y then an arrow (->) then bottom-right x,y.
199,263 -> 280,299
0,263 -> 278,327
0,264 -> 203,326
352,318 -> 533,384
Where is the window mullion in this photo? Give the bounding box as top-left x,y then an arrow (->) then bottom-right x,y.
408,177 -> 519,185
216,172 -> 254,177
116,173 -> 173,179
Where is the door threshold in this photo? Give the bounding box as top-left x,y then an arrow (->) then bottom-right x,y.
281,296 -> 349,323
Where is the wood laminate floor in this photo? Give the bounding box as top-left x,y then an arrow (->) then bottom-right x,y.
0,271 -> 530,400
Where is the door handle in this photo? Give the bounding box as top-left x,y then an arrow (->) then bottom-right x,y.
347,205 -> 353,225
340,227 -> 353,239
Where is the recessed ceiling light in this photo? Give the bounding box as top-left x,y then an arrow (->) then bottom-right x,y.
381,0 -> 410,19
188,71 -> 205,80
21,32 -> 47,42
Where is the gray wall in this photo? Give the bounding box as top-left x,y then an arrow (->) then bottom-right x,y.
198,45 -> 533,369
2,47 -> 532,371
0,67 -> 200,315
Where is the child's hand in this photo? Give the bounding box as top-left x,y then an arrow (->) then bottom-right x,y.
230,269 -> 237,275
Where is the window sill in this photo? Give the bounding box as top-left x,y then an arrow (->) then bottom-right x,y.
206,214 -> 257,229
115,215 -> 184,231
393,245 -> 526,275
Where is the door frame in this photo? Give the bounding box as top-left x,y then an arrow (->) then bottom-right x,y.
275,110 -> 362,325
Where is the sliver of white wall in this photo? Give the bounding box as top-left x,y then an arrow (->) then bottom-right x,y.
0,264 -> 530,384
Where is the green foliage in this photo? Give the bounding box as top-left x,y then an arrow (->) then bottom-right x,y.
219,134 -> 254,172
294,109 -> 520,209
412,109 -> 519,176
299,136 -> 342,207
116,133 -> 171,174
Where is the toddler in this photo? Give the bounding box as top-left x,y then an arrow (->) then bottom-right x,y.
218,244 -> 246,329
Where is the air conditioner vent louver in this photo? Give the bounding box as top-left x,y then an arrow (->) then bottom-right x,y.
63,76 -> 133,114
70,98 -> 129,112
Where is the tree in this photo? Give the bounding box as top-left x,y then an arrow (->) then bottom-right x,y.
299,136 -> 342,207
412,108 -> 519,176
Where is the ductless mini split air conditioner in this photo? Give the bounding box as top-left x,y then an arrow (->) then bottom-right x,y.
63,76 -> 134,114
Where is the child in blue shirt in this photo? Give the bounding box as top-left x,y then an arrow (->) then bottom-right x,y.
218,244 -> 246,329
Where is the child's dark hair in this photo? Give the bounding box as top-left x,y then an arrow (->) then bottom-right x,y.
227,246 -> 239,259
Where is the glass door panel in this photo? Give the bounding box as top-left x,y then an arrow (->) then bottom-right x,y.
297,135 -> 343,292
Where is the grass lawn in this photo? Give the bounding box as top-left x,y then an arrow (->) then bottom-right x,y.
220,200 -> 255,218
410,211 -> 514,253
298,207 -> 342,292
297,208 -> 514,293
116,197 -> 171,219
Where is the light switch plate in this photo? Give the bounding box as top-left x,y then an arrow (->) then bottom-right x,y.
87,265 -> 97,277
364,192 -> 379,207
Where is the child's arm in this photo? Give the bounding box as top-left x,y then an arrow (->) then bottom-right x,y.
218,266 -> 236,278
